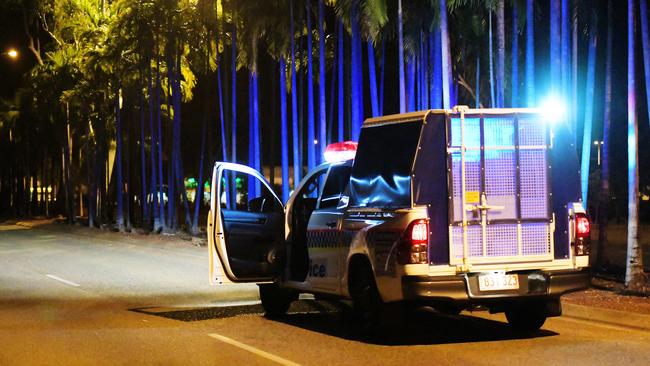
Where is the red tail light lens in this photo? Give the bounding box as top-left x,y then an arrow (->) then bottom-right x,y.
574,213 -> 591,256
398,219 -> 429,264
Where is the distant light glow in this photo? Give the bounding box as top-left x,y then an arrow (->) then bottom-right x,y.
540,95 -> 566,124
314,139 -> 318,144
7,49 -> 18,59
324,141 -> 357,163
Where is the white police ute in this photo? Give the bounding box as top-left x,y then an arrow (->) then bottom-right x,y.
207,107 -> 590,332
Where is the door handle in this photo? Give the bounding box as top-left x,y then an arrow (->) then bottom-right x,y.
326,221 -> 337,228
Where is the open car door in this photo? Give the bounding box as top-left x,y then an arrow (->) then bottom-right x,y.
208,162 -> 285,284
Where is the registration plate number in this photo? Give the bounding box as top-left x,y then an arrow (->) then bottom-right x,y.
478,273 -> 519,291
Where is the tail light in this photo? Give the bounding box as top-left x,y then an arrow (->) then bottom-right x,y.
398,219 -> 429,264
574,213 -> 591,256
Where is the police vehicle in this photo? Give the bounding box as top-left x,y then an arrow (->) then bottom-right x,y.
207,107 -> 590,332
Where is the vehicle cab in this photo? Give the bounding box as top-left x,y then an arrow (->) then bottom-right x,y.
207,107 -> 591,332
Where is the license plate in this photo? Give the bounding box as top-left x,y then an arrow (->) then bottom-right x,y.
478,273 -> 520,291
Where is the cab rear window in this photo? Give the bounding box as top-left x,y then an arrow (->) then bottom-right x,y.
348,121 -> 422,208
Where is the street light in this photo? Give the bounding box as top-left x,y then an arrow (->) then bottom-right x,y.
593,140 -> 604,166
3,48 -> 19,59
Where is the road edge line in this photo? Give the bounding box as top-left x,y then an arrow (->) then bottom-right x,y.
207,333 -> 301,366
45,274 -> 81,287
562,302 -> 650,332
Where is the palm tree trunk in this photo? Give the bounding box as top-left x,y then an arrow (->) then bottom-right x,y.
379,41 -> 385,114
526,0 -> 535,106
580,12 -> 598,205
511,2 -> 518,107
155,51 -> 166,231
561,0 -> 570,101
488,12 -> 495,107
431,29 -> 442,108
139,81 -> 148,227
397,0 -> 406,113
625,0 -> 645,292
280,57 -> 290,202
550,0 -> 560,94
148,61 -> 158,230
407,55 -> 415,111
572,1 -> 578,133
496,0 -> 505,108
337,19 -> 344,142
114,90 -> 125,231
367,41 -> 379,117
290,1 -> 301,186
439,0 -> 451,109
597,0 -> 613,270
350,3 -> 363,140
318,0 -> 327,161
306,2 -> 316,170
476,53 -> 481,108
230,18 -> 238,204
640,0 -> 650,129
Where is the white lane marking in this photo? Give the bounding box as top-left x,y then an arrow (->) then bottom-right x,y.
45,274 -> 81,287
207,333 -> 301,366
559,315 -> 650,334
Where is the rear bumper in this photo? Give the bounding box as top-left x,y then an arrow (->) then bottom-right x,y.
401,268 -> 590,303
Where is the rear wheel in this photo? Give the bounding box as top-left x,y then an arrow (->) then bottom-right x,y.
505,301 -> 547,332
349,262 -> 383,333
259,283 -> 295,318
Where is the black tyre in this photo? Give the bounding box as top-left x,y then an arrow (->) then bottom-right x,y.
349,262 -> 384,333
259,283 -> 294,318
505,301 -> 547,332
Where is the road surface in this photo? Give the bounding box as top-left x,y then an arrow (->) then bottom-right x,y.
1,222 -> 649,366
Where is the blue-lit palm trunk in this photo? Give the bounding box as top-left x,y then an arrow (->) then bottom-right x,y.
496,0 -> 505,108
397,0 -> 406,113
230,19 -> 238,206
511,2 -> 518,107
290,0 -> 301,187
337,18 -> 344,141
115,87 -> 125,231
525,0 -> 535,106
318,0 -> 327,161
640,0 -> 650,128
155,51 -> 165,231
625,0 -> 644,292
439,0 -> 451,109
367,40 -> 379,117
279,57 -> 290,202
306,2 -> 316,170
597,0 -> 613,269
550,0 -> 560,95
350,3 -> 363,140
580,12 -> 598,205
561,0 -> 570,103
139,81 -> 148,226
430,28 -> 442,108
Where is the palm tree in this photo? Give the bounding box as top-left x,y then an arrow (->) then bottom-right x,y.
625,0 -> 645,293
580,10 -> 598,205
526,0 -> 535,106
496,0 -> 504,108
398,0 -> 406,113
550,0 -> 560,94
306,1 -> 316,170
511,1 -> 518,107
596,0 -> 613,270
640,0 -> 650,128
318,0 -> 327,160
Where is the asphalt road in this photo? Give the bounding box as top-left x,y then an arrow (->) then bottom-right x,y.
1,223 -> 649,366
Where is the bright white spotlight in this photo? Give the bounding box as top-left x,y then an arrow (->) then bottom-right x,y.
540,95 -> 567,124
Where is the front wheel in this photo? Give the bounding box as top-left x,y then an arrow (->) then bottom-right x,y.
505,301 -> 547,332
259,283 -> 295,318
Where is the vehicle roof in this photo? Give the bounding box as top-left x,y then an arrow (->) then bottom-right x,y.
362,107 -> 547,128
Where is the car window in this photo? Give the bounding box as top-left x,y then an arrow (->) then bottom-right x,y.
220,170 -> 281,213
319,165 -> 352,209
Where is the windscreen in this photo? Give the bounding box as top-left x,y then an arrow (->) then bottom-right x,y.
348,121 -> 422,208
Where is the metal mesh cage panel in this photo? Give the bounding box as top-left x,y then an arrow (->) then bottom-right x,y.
521,223 -> 551,255
520,149 -> 549,219
450,118 -> 481,147
485,149 -> 517,220
452,225 -> 483,258
518,118 -> 547,146
486,224 -> 519,256
483,117 -> 515,146
448,113 -> 552,263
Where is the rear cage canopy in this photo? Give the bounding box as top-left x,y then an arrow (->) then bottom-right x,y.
356,108 -> 580,265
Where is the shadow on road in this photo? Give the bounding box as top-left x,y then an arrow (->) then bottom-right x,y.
131,300 -> 557,345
